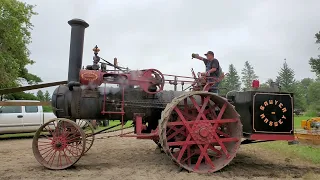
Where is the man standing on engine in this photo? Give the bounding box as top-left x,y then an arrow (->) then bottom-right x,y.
192,51 -> 222,93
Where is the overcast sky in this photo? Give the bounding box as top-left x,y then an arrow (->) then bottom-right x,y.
21,0 -> 320,94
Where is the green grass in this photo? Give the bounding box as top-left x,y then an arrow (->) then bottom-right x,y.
94,120 -> 132,132
256,141 -> 320,164
0,120 -> 132,139
0,132 -> 35,139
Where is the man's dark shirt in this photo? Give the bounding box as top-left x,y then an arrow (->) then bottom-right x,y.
203,58 -> 221,78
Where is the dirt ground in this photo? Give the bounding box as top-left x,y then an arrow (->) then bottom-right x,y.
0,130 -> 319,180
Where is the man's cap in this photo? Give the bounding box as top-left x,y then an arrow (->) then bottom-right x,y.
204,51 -> 214,56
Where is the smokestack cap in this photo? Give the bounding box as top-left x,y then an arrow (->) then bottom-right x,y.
68,18 -> 89,28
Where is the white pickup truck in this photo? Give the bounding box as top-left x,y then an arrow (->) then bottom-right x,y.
0,100 -> 57,134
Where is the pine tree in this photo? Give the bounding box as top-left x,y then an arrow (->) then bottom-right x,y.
224,64 -> 241,91
241,61 -> 258,89
36,90 -> 45,101
309,31 -> 320,77
276,59 -> 295,92
44,90 -> 51,101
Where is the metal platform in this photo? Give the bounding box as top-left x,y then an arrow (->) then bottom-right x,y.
295,129 -> 320,146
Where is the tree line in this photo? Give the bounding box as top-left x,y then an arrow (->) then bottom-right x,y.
4,90 -> 51,101
219,31 -> 320,116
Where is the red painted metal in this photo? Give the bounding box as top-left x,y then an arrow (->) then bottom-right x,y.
135,115 -> 143,134
252,80 -> 260,88
250,134 -> 295,141
140,69 -> 165,94
160,92 -> 242,173
79,69 -> 102,86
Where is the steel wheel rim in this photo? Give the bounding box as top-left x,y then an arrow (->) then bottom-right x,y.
76,119 -> 95,153
32,118 -> 86,170
160,92 -> 242,173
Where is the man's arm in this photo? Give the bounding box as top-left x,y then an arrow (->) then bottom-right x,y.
192,53 -> 207,62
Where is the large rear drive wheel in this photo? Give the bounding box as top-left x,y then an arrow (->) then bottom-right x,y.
159,91 -> 242,173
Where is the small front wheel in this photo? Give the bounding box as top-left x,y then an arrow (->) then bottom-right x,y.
32,118 -> 86,170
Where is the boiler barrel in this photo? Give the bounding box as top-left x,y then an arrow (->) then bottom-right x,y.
51,85 -> 185,120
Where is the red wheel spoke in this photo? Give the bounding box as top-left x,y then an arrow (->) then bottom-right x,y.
39,145 -> 54,152
217,103 -> 227,120
208,145 -> 222,157
62,149 -> 73,164
189,96 -> 210,121
167,126 -> 186,141
194,144 -> 206,170
49,150 -> 57,167
212,133 -> 230,158
174,107 -> 193,133
198,144 -> 215,170
38,141 -> 51,144
67,143 -> 83,153
176,135 -> 192,162
208,103 -> 218,118
181,150 -> 197,164
40,146 -> 55,156
180,109 -> 198,121
41,149 -> 55,163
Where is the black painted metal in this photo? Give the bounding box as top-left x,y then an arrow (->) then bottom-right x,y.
67,19 -> 89,89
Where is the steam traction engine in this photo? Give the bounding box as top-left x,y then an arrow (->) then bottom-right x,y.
31,19 -> 295,173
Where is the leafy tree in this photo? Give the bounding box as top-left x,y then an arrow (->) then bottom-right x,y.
0,0 -> 42,89
259,79 -> 274,88
276,59 -> 295,92
44,90 -> 51,101
224,64 -> 241,91
305,81 -> 320,116
300,78 -> 314,87
4,92 -> 38,100
36,90 -> 44,101
241,61 -> 258,89
219,73 -> 227,95
309,31 -> 320,77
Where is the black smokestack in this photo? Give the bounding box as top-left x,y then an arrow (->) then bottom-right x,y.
67,18 -> 89,90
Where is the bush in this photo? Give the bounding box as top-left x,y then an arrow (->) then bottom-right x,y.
305,110 -> 319,117
43,106 -> 53,112
305,102 -> 320,117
